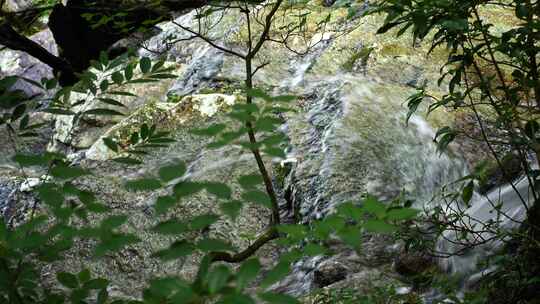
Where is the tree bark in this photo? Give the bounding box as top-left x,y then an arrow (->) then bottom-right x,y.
0,22 -> 77,83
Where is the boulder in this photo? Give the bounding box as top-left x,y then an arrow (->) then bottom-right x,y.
2,0 -> 31,12
313,261 -> 348,288
0,29 -> 58,96
394,251 -> 434,277
86,93 -> 236,160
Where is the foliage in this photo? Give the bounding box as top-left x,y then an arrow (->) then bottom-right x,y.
0,1 -> 421,304
369,0 -> 540,302
0,73 -> 419,303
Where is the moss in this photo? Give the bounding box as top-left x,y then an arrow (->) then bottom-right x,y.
341,46 -> 373,72
476,153 -> 523,194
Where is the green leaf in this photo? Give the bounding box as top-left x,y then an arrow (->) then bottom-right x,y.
362,196 -> 386,218
337,227 -> 362,249
94,233 -> 140,257
277,224 -> 306,240
336,202 -> 364,221
102,137 -> 119,152
220,200 -> 243,220
363,219 -> 397,234
260,261 -> 290,288
149,73 -> 177,79
152,240 -> 194,261
113,157 -> 142,165
208,265 -> 230,294
140,123 -> 150,139
78,269 -> 91,283
406,90 -> 425,125
101,215 -> 128,230
154,195 -> 177,215
241,190 -> 272,208
84,278 -> 109,290
462,181 -> 474,205
11,104 -> 26,121
19,114 -> 29,130
0,218 -> 7,243
263,147 -> 286,158
197,238 -> 233,252
42,108 -> 76,115
125,178 -> 162,191
152,219 -> 189,235
237,174 -> 263,189
108,91 -> 136,97
100,80 -> 109,91
97,289 -> 109,304
57,272 -> 79,289
190,213 -> 219,230
124,65 -> 134,81
36,184 -> 64,207
51,164 -> 89,179
205,182 -> 232,199
84,108 -> 124,116
259,292 -> 300,304
158,162 -> 186,182
246,88 -> 272,101
0,76 -> 18,91
386,208 -> 419,221
111,72 -> 124,84
13,153 -> 49,167
99,51 -> 109,66
98,98 -> 126,108
303,243 -> 327,256
140,57 -> 151,73
173,181 -> 204,198
236,259 -> 261,290
272,95 -> 296,103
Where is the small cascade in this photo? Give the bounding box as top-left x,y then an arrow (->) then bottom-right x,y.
435,176 -> 533,283
274,76 -> 468,295
281,37 -> 333,89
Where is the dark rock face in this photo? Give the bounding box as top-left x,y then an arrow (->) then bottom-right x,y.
47,0 -> 208,85
0,29 -> 57,96
47,0 -> 144,84
313,261 -> 348,288
394,251 -> 434,277
478,153 -> 523,194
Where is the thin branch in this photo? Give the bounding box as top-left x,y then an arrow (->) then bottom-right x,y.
171,20 -> 246,59
209,227 -> 278,262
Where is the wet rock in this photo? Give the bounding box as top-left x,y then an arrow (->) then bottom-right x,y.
2,0 -> 31,12
86,94 -> 235,160
313,261 -> 348,288
394,251 -> 434,277
0,176 -> 18,218
0,29 -> 58,96
478,153 -> 523,194
19,177 -> 41,192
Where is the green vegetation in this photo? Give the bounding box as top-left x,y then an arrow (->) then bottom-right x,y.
1,0 -> 540,303
370,0 -> 540,302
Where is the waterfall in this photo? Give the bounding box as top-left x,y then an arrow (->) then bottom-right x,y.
435,176 -> 533,282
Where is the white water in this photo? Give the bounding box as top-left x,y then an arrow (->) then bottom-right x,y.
436,176 -> 533,279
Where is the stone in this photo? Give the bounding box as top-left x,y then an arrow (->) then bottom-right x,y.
0,29 -> 58,97
2,0 -> 31,12
19,178 -> 41,192
313,261 -> 348,288
394,251 -> 434,277
86,94 -> 236,160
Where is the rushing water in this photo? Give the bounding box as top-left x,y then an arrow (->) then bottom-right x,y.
2,5 -> 532,300
436,176 -> 533,280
